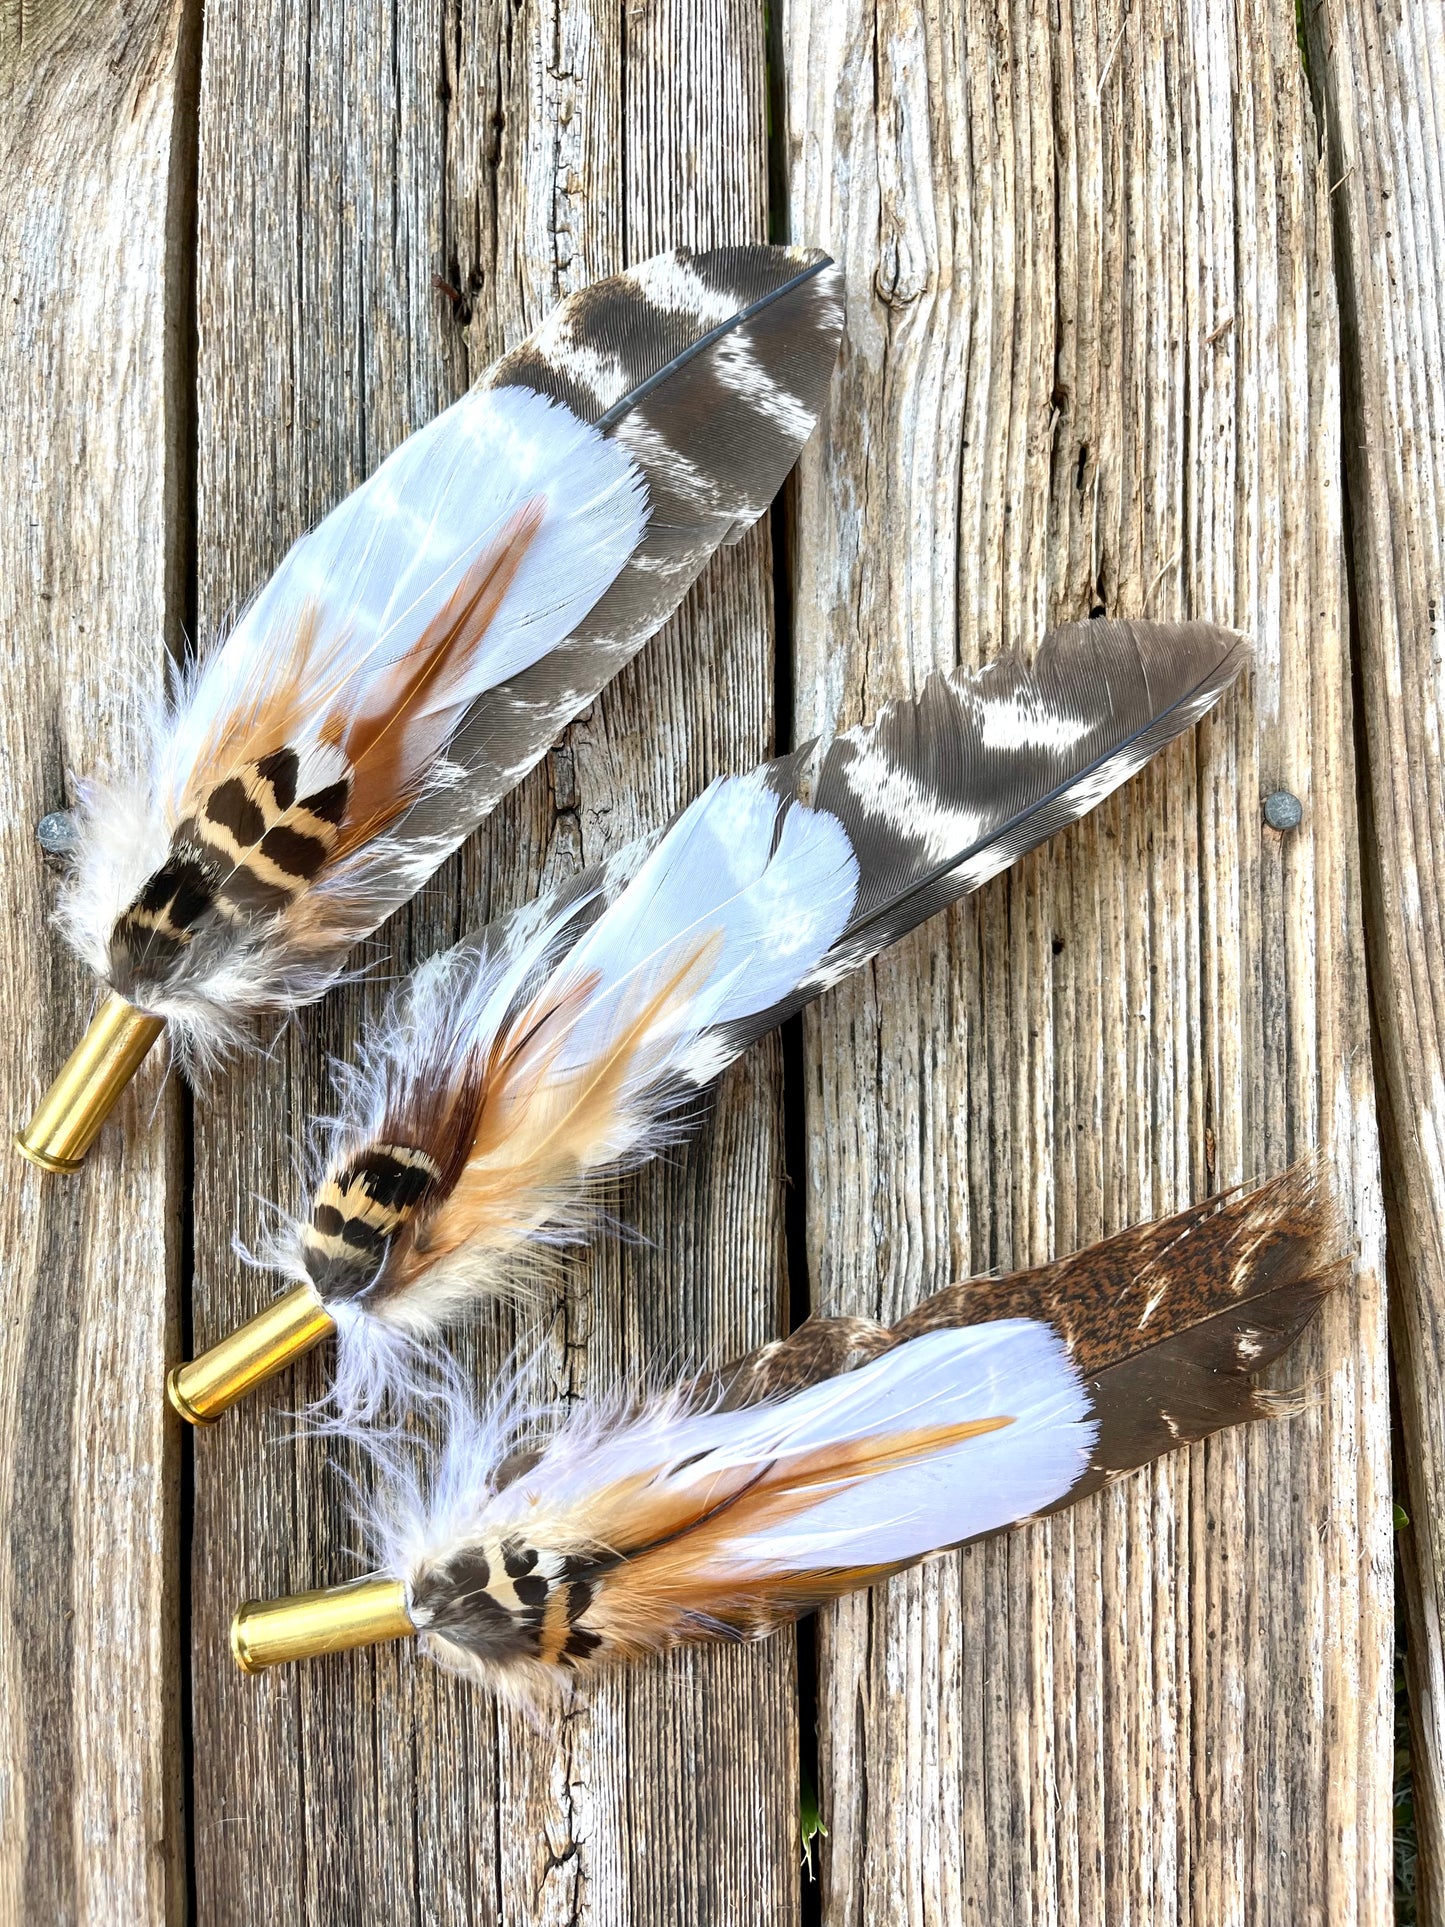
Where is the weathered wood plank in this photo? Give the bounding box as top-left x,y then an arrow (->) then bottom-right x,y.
0,4 -> 193,1923
1302,0 -> 1445,1913
188,4 -> 797,1923
780,0 -> 1392,1919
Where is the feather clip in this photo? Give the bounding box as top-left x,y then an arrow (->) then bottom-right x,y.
18,245 -> 843,1172
169,618 -> 1250,1426
229,1161 -> 1350,1702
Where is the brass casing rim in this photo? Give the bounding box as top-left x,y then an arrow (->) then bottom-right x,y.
165,1364 -> 220,1427
231,1614 -> 257,1674
13,1133 -> 85,1174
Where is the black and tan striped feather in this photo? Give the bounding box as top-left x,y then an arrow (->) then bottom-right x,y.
111,747 -> 349,991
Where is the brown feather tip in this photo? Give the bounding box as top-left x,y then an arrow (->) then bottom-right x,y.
707,1158 -> 1353,1503
898,1154 -> 1353,1373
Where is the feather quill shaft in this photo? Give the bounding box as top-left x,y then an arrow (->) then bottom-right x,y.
230,1162 -> 1350,1697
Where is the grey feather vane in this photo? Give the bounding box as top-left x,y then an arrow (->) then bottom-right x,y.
724,616 -> 1249,1050
379,246 -> 846,903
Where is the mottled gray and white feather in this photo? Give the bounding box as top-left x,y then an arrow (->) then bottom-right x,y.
258,618 -> 1247,1428
725,617 -> 1250,1050
56,246 -> 842,1071
372,246 -> 845,905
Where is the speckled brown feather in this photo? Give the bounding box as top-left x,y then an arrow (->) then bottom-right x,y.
702,1160 -> 1349,1519
384,1163 -> 1349,1702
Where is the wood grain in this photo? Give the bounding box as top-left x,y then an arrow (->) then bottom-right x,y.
187,4 -> 798,1923
1303,0 -> 1445,1913
779,0 -> 1393,1920
0,4 -> 193,1924
1,2 -> 1408,1918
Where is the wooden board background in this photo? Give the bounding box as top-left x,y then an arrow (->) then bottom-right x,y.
1302,0 -> 1445,1915
0,0 -> 1419,1921
781,1 -> 1392,1919
0,6 -> 193,1925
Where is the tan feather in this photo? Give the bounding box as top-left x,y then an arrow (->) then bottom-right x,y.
583,1415 -> 1014,1653
174,501 -> 542,886
398,933 -> 720,1282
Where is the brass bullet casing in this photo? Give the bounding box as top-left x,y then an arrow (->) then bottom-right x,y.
15,993 -> 166,1173
232,1575 -> 416,1673
167,1282 -> 337,1425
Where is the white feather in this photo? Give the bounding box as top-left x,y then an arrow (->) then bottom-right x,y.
55,761 -> 172,985
367,1321 -> 1096,1596
160,386 -> 647,815
541,770 -> 860,1094
59,386 -> 646,1061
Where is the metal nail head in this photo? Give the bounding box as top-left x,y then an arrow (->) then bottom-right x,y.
1263,790 -> 1302,832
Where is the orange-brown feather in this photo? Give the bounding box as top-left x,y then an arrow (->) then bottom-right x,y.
330,499 -> 545,856
580,1415 -> 1013,1652
398,935 -> 720,1278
